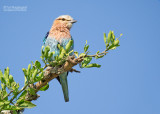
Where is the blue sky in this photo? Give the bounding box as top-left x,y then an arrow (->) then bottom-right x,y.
0,0 -> 160,114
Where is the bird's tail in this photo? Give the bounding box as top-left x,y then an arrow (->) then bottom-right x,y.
59,72 -> 69,102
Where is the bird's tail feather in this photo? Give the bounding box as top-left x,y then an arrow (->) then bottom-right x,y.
59,72 -> 69,102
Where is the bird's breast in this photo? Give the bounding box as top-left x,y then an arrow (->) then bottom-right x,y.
48,28 -> 71,43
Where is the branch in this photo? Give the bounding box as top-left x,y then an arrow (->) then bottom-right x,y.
35,55 -> 83,90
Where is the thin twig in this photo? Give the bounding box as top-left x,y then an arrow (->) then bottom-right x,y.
10,83 -> 30,103
2,90 -> 13,100
86,49 -> 108,57
69,68 -> 80,73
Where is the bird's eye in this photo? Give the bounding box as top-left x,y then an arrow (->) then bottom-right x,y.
62,18 -> 65,21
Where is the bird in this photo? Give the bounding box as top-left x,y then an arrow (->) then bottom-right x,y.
43,15 -> 77,102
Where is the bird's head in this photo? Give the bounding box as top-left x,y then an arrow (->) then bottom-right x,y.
53,15 -> 77,30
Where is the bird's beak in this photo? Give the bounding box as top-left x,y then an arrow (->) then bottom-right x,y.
70,20 -> 77,23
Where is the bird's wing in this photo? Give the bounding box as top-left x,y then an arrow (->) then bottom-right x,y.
43,31 -> 49,44
44,37 -> 60,60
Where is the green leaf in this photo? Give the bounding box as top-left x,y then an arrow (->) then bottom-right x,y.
68,50 -> 74,55
22,68 -> 27,76
105,43 -> 109,48
58,45 -> 66,60
65,40 -> 73,53
41,46 -> 45,57
0,70 -> 3,80
1,77 -> 6,84
108,44 -> 117,50
111,31 -> 115,40
39,83 -> 49,91
0,100 -> 10,107
24,76 -> 27,85
27,64 -> 31,76
0,101 -> 4,107
84,40 -> 89,53
86,40 -> 87,44
28,87 -> 36,95
4,67 -> 9,81
85,63 -> 101,68
55,55 -> 59,62
110,31 -> 114,43
95,55 -> 104,59
18,101 -> 36,108
11,82 -> 18,91
81,57 -> 92,67
9,75 -> 14,84
4,101 -> 10,105
96,51 -> 100,54
113,39 -> 119,46
44,46 -> 50,58
107,31 -> 112,43
16,98 -> 24,104
104,33 -> 107,44
2,90 -> 8,100
3,105 -> 21,110
84,45 -> 89,53
79,53 -> 85,57
18,90 -> 27,100
35,61 -> 41,69
74,51 -> 79,57
35,72 -> 44,82
13,111 -> 17,114
0,70 -> 6,84
1,83 -> 6,90
32,69 -> 38,81
48,52 -> 54,59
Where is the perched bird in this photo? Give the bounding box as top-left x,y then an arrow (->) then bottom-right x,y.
43,15 -> 77,102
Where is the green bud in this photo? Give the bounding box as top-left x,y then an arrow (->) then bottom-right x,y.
35,61 -> 41,69
96,51 -> 100,54
9,75 -> 14,84
1,83 -> 5,90
39,83 -> 49,91
105,43 -> 109,48
107,31 -> 112,43
41,46 -> 45,58
0,70 -> 3,80
22,68 -> 27,76
85,63 -> 101,68
32,69 -> 38,80
74,51 -> 78,57
84,45 -> 89,53
28,87 -> 36,95
113,39 -> 119,46
6,67 -> 10,76
104,33 -> 107,44
59,48 -> 66,59
4,101 -> 10,105
48,52 -> 54,59
44,46 -> 50,58
65,40 -> 73,53
27,64 -> 31,76
112,31 -> 115,40
4,67 -> 9,80
79,53 -> 85,57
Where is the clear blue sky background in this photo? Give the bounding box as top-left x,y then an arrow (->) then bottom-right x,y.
0,0 -> 160,114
